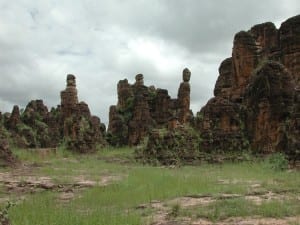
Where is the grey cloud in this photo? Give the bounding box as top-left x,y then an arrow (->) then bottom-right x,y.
0,0 -> 299,125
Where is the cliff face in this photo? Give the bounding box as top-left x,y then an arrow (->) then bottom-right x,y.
195,15 -> 300,159
108,69 -> 192,146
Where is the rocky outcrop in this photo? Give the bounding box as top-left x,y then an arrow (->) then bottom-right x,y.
280,15 -> 300,85
245,61 -> 295,153
195,15 -> 300,160
5,105 -> 21,131
22,100 -> 53,147
250,22 -> 278,57
128,74 -> 154,145
0,123 -> 17,167
195,97 -> 248,153
0,138 -> 17,167
60,74 -> 79,119
60,75 -> 106,153
231,31 -> 260,100
107,105 -> 128,146
178,68 -> 191,124
117,79 -> 133,109
214,58 -> 234,98
108,69 -> 192,146
0,114 -> 17,166
137,126 -> 201,165
151,89 -> 172,125
2,74 -> 106,152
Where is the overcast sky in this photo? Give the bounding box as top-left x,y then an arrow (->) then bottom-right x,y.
0,0 -> 299,125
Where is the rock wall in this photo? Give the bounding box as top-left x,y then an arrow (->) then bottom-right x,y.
5,105 -> 21,131
108,69 -> 192,146
195,15 -> 300,160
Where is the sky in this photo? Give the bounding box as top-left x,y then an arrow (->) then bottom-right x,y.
0,0 -> 299,125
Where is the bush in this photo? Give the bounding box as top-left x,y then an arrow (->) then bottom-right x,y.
0,201 -> 13,225
267,152 -> 289,171
169,204 -> 181,218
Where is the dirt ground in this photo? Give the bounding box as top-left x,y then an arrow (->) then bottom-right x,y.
0,163 -> 299,225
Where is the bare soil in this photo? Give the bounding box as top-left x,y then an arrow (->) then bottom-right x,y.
138,193 -> 299,225
0,164 -> 122,204
0,160 -> 299,225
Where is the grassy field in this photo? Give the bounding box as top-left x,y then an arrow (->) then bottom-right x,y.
0,147 -> 299,225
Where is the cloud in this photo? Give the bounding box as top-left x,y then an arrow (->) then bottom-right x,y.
0,0 -> 299,125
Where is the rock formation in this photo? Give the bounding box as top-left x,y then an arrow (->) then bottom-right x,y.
2,74 -> 106,153
1,15 -> 298,162
60,74 -> 106,153
245,61 -> 295,153
60,74 -> 79,119
22,100 -> 53,147
0,120 -> 17,167
195,15 -> 300,160
178,68 -> 192,123
0,138 -> 17,167
151,89 -> 172,125
108,69 -> 192,146
5,105 -> 21,131
280,16 -> 300,84
137,126 -> 201,165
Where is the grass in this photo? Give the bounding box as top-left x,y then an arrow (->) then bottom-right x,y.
10,192 -> 141,225
182,198 -> 300,222
1,147 -> 299,224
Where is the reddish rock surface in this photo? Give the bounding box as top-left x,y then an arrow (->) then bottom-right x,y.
107,105 -> 128,146
117,79 -> 133,109
0,138 -> 17,167
231,31 -> 260,100
60,74 -> 79,119
138,126 -> 201,165
214,58 -> 234,98
151,89 -> 172,125
250,22 -> 278,56
78,101 -> 91,118
6,105 -> 21,131
60,74 -> 106,152
0,113 -> 17,166
195,97 -> 248,152
128,92 -> 153,146
2,74 -> 106,152
195,15 -> 300,160
280,15 -> 300,85
245,61 -> 295,153
178,68 -> 191,124
108,68 -> 192,146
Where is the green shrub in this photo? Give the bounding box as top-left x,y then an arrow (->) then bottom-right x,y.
0,201 -> 14,225
267,152 -> 289,171
169,203 -> 181,218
